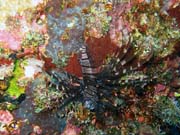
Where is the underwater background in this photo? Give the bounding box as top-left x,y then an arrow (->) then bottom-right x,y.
0,0 -> 180,134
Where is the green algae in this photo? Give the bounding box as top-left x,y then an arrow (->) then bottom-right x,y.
153,96 -> 180,126
22,31 -> 46,47
127,1 -> 180,58
6,60 -> 25,98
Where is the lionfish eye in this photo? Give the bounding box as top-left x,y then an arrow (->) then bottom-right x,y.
84,100 -> 96,111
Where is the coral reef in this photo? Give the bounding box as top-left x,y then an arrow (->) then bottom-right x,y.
32,73 -> 63,113
46,3 -> 85,66
84,2 -> 112,39
0,62 -> 14,80
0,0 -> 180,134
22,31 -> 46,48
153,96 -> 180,126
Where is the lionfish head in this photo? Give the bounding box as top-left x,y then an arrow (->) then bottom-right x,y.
84,99 -> 97,111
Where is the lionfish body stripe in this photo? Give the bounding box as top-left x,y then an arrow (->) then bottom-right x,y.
79,46 -> 99,110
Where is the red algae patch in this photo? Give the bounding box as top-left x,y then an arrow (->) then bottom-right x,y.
64,54 -> 82,77
0,58 -> 13,66
86,34 -> 120,67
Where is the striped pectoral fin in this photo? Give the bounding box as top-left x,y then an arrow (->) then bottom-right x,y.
120,47 -> 153,72
120,59 -> 141,73
58,95 -> 78,110
127,44 -> 153,70
115,44 -> 150,72
107,40 -> 131,72
120,47 -> 136,66
99,98 -> 118,111
114,41 -> 131,63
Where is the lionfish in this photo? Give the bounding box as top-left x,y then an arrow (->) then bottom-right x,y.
47,40 -> 154,113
